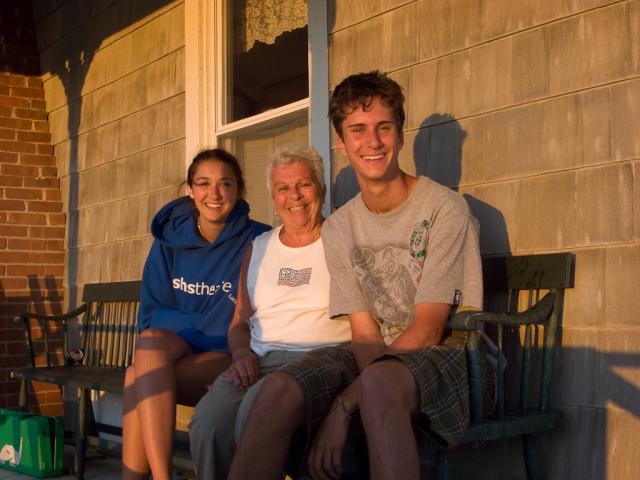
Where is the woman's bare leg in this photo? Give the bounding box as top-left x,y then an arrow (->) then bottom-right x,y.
124,329 -> 192,480
122,329 -> 231,479
122,365 -> 150,479
174,350 -> 232,406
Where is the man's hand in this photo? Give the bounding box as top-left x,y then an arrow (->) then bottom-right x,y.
307,401 -> 351,480
223,349 -> 259,389
387,302 -> 451,353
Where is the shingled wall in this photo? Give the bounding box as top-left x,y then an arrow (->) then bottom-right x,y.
329,1 -> 640,478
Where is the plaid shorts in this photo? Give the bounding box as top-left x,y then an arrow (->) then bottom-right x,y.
278,331 -> 492,451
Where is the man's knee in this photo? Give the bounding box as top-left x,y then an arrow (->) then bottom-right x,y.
250,372 -> 304,421
359,360 -> 416,414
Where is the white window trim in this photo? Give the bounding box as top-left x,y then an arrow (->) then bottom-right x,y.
215,98 -> 310,137
185,0 -> 331,217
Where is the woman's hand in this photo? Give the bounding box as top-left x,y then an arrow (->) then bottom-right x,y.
307,400 -> 351,480
223,349 -> 259,389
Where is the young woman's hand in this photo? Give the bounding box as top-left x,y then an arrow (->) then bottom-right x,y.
224,349 -> 259,389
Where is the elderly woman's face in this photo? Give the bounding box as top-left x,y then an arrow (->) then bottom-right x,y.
272,161 -> 322,231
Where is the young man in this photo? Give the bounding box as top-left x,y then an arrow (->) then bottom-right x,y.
228,71 -> 483,480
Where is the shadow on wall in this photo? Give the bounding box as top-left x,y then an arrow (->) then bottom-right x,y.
331,113 -> 640,478
446,344 -> 640,480
332,112 -> 511,256
0,275 -> 63,317
0,276 -> 63,410
410,115 -> 638,478
33,0 -> 175,308
414,113 -> 510,255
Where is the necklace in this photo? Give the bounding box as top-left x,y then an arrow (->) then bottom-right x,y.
196,219 -> 205,239
196,219 -> 221,243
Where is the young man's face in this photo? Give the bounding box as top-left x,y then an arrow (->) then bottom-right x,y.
336,96 -> 404,183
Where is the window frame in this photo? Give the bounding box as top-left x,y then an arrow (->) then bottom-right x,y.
185,0 -> 331,216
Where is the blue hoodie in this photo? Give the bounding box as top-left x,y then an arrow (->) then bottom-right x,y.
138,196 -> 270,353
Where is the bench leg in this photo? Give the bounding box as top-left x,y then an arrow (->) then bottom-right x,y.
18,379 -> 28,410
435,451 -> 448,480
75,389 -> 89,480
522,434 -> 543,480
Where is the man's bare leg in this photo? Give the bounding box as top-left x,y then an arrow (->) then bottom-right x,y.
359,361 -> 420,480
228,372 -> 305,480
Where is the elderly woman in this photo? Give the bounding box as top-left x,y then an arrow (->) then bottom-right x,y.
188,144 -> 351,479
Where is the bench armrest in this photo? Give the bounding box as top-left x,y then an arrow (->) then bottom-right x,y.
447,292 -> 556,331
13,304 -> 88,367
14,304 -> 88,325
448,292 -> 556,422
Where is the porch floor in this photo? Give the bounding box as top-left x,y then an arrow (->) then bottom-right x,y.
0,456 -> 121,480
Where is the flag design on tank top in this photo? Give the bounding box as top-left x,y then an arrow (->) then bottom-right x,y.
277,267 -> 312,287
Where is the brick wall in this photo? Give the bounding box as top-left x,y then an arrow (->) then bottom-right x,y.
0,0 -> 65,414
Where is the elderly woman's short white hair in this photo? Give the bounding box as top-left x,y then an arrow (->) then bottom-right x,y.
265,144 -> 326,196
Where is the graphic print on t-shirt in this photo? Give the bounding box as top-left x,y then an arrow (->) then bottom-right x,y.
351,245 -> 424,342
409,219 -> 430,258
278,267 -> 312,287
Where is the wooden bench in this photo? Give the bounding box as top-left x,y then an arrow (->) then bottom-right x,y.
11,252 -> 574,479
437,252 -> 575,479
11,281 -> 143,479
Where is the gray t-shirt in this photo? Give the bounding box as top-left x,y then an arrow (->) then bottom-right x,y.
321,177 -> 482,345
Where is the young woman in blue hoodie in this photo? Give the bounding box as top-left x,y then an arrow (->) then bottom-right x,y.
122,149 -> 270,480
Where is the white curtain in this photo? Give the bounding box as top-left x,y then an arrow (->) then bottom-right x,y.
236,0 -> 307,52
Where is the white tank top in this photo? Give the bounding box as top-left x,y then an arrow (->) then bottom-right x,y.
247,226 -> 351,356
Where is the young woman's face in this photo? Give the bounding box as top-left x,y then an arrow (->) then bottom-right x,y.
187,159 -> 239,227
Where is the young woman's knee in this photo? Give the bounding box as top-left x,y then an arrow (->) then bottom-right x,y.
124,364 -> 137,386
134,328 -> 190,361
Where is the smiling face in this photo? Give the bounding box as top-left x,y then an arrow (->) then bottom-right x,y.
186,159 -> 239,229
336,96 -> 404,184
271,161 -> 323,233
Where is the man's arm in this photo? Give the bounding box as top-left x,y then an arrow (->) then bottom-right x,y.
386,302 -> 451,353
328,310 -> 384,411
349,311 -> 386,370
333,302 -> 451,415
306,311 -> 380,479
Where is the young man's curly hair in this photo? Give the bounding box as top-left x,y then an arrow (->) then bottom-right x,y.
329,71 -> 405,138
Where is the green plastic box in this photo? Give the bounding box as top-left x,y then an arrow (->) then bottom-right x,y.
0,408 -> 64,478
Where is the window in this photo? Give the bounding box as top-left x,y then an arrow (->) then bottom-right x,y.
185,0 -> 330,225
223,0 -> 309,123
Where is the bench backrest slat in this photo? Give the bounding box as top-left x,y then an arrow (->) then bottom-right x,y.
483,253 -> 574,293
124,303 -> 138,367
83,281 -> 142,303
79,281 -> 141,369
